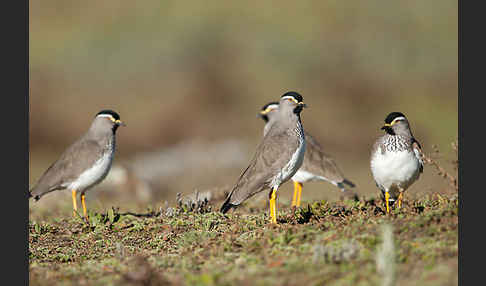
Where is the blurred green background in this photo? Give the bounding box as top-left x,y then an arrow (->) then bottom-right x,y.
29,0 -> 457,219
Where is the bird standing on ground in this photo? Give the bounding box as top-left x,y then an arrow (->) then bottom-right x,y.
220,92 -> 307,224
259,102 -> 356,208
370,112 -> 423,213
29,110 -> 126,221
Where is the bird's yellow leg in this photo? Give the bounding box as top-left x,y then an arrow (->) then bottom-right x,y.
269,187 -> 278,224
385,191 -> 390,213
72,190 -> 78,217
398,190 -> 404,208
81,193 -> 88,220
291,181 -> 299,208
296,182 -> 303,207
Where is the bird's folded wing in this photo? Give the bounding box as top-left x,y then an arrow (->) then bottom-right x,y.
412,138 -> 424,173
31,139 -> 104,195
303,132 -> 345,182
227,131 -> 299,205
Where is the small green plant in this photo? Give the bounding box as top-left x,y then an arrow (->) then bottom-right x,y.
84,207 -> 122,230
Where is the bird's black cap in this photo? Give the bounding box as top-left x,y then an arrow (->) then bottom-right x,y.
384,112 -> 406,124
281,91 -> 303,103
96,110 -> 121,120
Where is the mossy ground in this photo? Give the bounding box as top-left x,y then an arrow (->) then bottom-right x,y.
29,192 -> 458,286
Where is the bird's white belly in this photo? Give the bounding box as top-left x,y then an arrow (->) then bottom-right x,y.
292,169 -> 322,183
271,139 -> 306,188
371,150 -> 420,191
68,152 -> 114,192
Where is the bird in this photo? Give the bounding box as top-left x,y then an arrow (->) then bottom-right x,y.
370,112 -> 424,213
258,102 -> 356,209
29,109 -> 126,221
220,92 -> 307,224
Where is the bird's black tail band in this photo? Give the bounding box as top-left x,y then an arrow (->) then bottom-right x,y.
342,179 -> 356,188
28,189 -> 41,201
220,196 -> 237,213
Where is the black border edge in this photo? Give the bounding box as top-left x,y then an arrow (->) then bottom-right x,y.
459,0 -> 482,284
1,0 -> 29,284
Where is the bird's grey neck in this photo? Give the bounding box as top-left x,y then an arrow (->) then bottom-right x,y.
263,123 -> 271,137
87,126 -> 115,147
282,111 -> 304,137
263,117 -> 278,137
390,124 -> 413,138
264,111 -> 303,139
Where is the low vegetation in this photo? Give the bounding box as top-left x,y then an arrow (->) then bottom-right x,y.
29,193 -> 457,286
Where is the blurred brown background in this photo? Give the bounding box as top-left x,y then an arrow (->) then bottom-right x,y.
29,0 -> 458,219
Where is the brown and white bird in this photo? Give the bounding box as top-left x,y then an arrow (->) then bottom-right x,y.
29,110 -> 125,220
370,112 -> 423,213
259,102 -> 356,208
220,92 -> 307,224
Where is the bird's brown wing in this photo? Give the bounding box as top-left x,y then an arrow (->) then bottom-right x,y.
224,130 -> 300,206
301,132 -> 345,183
411,138 -> 424,173
370,135 -> 386,157
370,135 -> 387,193
30,138 -> 105,199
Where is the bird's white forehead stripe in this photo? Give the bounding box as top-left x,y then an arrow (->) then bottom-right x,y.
393,117 -> 406,122
97,114 -> 115,119
281,96 -> 297,102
